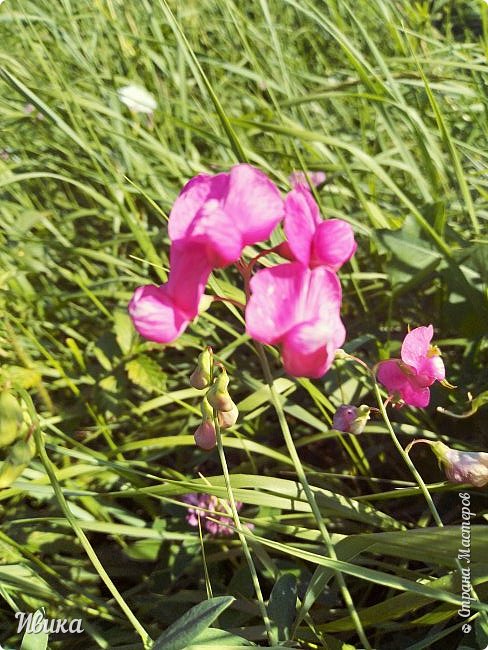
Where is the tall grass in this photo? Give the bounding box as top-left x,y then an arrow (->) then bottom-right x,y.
0,0 -> 487,648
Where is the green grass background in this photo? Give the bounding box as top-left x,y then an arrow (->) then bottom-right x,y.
0,0 -> 487,648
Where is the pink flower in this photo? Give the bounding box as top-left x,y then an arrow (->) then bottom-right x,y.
128,241 -> 212,343
407,440 -> 488,487
280,186 -> 356,271
245,262 -> 345,378
377,325 -> 445,408
182,493 -> 248,536
168,164 -> 284,267
289,170 -> 326,188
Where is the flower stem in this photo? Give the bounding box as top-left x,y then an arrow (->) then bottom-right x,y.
214,421 -> 276,646
19,389 -> 152,650
255,343 -> 371,649
372,381 -> 444,527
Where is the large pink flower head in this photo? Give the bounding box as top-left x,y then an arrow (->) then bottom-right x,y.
377,325 -> 445,408
168,164 -> 284,267
129,164 -> 284,344
245,262 -> 345,378
280,186 -> 356,271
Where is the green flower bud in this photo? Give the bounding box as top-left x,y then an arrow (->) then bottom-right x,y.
217,403 -> 239,429
190,348 -> 212,390
206,369 -> 234,412
0,391 -> 23,447
332,404 -> 370,435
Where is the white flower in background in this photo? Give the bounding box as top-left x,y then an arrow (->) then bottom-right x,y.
117,84 -> 157,114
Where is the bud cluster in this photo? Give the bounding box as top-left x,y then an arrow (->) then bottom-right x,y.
0,390 -> 36,489
189,348 -> 238,450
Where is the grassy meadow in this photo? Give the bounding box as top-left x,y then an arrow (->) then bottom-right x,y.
0,0 -> 487,648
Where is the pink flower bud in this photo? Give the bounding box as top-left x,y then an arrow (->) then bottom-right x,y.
332,404 -> 370,435
194,419 -> 216,451
217,403 -> 239,429
406,439 -> 488,487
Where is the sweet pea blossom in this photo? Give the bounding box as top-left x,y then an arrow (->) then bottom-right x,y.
128,241 -> 212,343
246,262 -> 345,378
377,325 -> 445,408
280,186 -> 356,271
168,164 -> 284,267
332,404 -> 370,435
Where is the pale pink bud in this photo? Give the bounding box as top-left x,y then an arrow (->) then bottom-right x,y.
217,403 -> 239,429
407,439 -> 488,487
194,419 -> 216,451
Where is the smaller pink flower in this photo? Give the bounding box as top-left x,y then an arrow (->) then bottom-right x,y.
128,241 -> 212,343
289,170 -> 326,188
182,493 -> 251,536
377,325 -> 445,408
281,186 -> 356,271
245,262 -> 345,378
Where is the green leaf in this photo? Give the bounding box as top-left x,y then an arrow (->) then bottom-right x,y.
114,310 -> 134,355
268,573 -> 297,642
187,627 -> 255,647
19,610 -> 49,650
125,355 -> 167,393
152,596 -> 235,650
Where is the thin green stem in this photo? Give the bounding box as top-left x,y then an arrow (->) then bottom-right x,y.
214,422 -> 276,646
372,381 -> 444,527
19,389 -> 152,650
255,344 -> 371,649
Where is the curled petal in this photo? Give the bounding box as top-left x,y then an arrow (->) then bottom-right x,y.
169,164 -> 283,267
246,263 -> 345,378
282,319 -> 344,378
311,219 -> 357,271
128,285 -> 188,344
284,187 -> 320,265
401,325 -> 434,370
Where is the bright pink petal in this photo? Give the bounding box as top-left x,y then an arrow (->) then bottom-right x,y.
246,263 -> 345,378
377,359 -> 410,395
297,265 -> 343,324
415,355 -> 445,385
223,164 -> 284,246
167,241 -> 212,315
283,187 -> 320,265
311,219 -> 357,271
282,318 -> 344,378
401,325 -> 433,370
168,172 -> 230,242
401,382 -> 431,408
184,201 -> 243,267
245,263 -> 306,344
128,285 -> 188,343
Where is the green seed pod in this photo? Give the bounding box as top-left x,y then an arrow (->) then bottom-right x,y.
0,391 -> 23,448
206,369 -> 234,412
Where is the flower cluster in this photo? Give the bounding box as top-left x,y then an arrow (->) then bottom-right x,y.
189,348 -> 238,450
182,493 -> 251,536
129,164 -> 356,378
